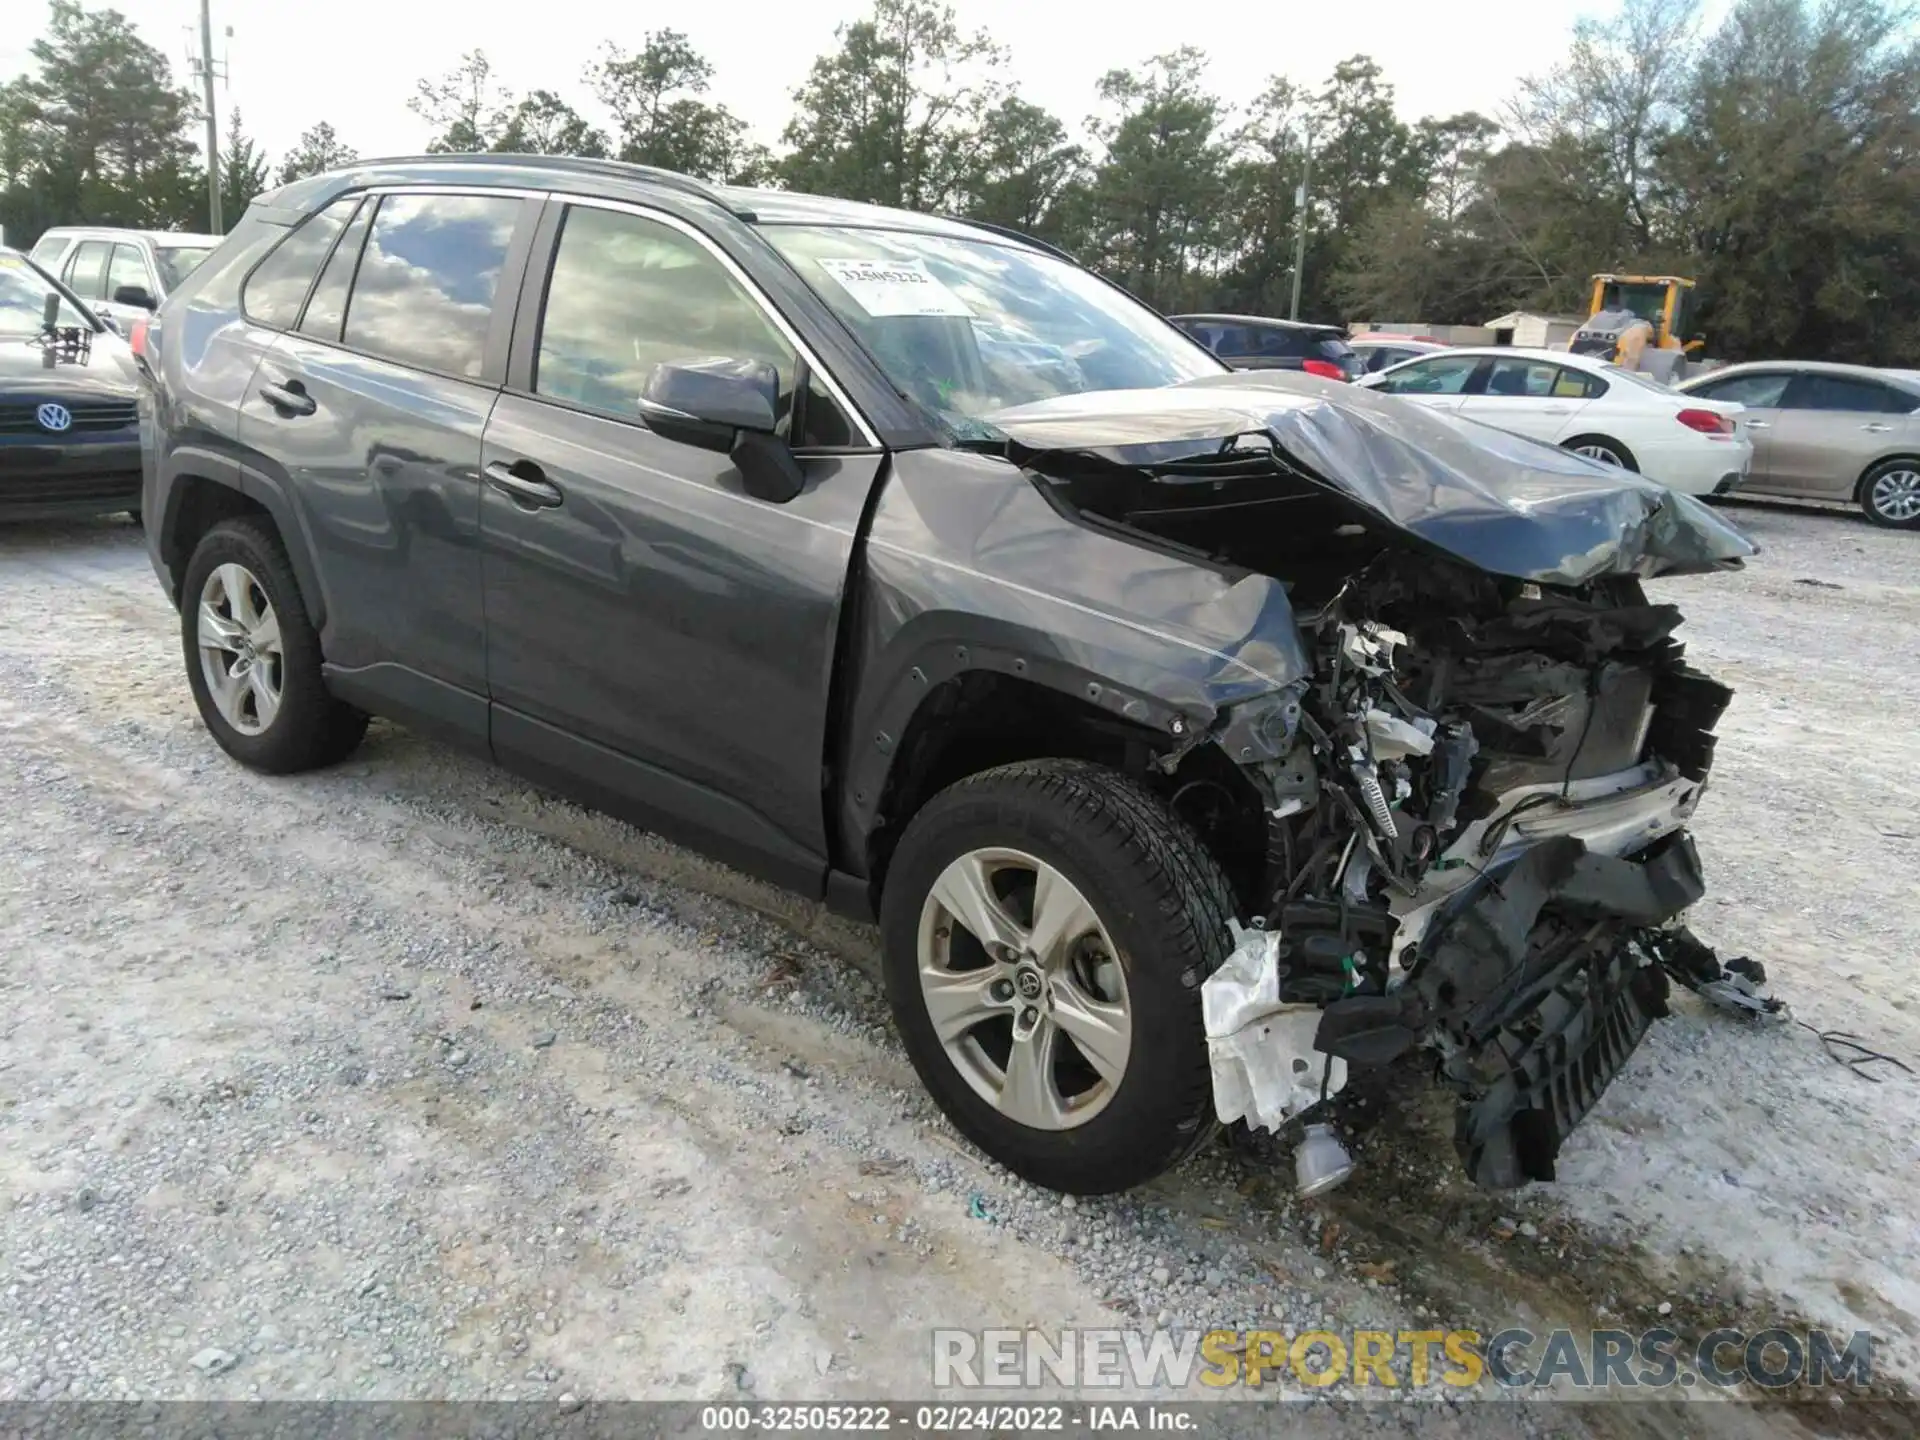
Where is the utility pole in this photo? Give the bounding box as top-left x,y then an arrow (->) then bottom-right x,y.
1288,129 -> 1312,321
196,0 -> 222,234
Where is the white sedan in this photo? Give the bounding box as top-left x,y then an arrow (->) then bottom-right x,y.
1356,346 -> 1752,496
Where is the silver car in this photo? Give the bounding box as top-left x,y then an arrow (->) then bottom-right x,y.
1678,361 -> 1920,528
26,227 -> 219,334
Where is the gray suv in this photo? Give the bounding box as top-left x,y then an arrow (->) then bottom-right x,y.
141,155 -> 1759,1196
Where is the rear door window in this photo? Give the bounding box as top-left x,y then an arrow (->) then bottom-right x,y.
1481,357 -> 1564,397
243,197 -> 359,329
64,241 -> 111,300
1783,374 -> 1916,414
342,193 -> 524,379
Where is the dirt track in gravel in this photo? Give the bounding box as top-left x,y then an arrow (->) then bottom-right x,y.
0,500 -> 1914,1434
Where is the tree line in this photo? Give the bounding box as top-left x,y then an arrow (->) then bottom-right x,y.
3,0 -> 1915,364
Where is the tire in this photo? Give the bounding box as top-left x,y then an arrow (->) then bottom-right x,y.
879,760 -> 1238,1194
1857,458 -> 1920,530
180,517 -> 367,773
1563,435 -> 1639,471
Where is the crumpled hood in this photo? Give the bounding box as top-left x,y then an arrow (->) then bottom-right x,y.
986,372 -> 1758,585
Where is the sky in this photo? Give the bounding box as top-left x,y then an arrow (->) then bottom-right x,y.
2,0 -> 1616,167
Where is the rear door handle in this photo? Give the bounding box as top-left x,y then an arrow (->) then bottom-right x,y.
484,459 -> 564,510
1863,422 -> 1893,433
259,379 -> 316,417
1744,420 -> 1770,429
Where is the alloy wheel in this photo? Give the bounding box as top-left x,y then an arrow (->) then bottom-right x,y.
916,847 -> 1132,1131
1573,441 -> 1625,466
1869,467 -> 1920,523
197,562 -> 284,736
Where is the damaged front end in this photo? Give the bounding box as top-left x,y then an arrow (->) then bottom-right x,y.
989,378 -> 1757,1191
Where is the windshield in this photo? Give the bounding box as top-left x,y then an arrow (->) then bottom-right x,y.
154,245 -> 213,291
762,225 -> 1223,440
0,251 -> 94,335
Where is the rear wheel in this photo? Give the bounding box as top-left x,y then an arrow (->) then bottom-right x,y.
1859,459 -> 1920,529
180,518 -> 367,773
879,760 -> 1236,1194
1563,435 -> 1639,471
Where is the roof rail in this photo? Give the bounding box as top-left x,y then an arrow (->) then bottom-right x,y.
354,153 -> 755,216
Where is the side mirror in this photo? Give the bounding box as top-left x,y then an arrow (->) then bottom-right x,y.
112,284 -> 158,311
637,357 -> 804,503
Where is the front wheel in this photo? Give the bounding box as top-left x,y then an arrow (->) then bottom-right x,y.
879,760 -> 1237,1194
1859,459 -> 1920,529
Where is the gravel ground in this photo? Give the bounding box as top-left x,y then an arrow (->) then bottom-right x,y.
0,500 -> 1912,1430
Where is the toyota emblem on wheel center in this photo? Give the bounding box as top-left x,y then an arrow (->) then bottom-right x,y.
35,403 -> 72,433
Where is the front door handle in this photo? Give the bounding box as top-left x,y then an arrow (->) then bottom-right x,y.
1863,422 -> 1894,433
259,379 -> 316,417
485,459 -> 564,510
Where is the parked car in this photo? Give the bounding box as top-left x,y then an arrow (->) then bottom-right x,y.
1676,361 -> 1920,528
141,155 -> 1755,1196
0,247 -> 144,522
1349,335 -> 1448,373
1358,346 -> 1751,496
28,227 -> 219,333
1167,313 -> 1363,380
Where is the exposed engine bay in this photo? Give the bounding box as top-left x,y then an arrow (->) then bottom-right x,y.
1202,559 -> 1734,1189
988,376 -> 1763,1191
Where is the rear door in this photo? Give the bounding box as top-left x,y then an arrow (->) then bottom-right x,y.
1369,353 -> 1486,414
236,187 -> 538,743
1767,373 -> 1918,497
479,196 -> 883,890
1458,355 -> 1601,441
1683,370 -> 1792,488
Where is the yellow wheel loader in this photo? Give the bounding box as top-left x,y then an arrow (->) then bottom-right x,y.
1567,274 -> 1705,384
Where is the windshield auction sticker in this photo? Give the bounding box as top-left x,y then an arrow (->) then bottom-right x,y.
818,257 -> 974,318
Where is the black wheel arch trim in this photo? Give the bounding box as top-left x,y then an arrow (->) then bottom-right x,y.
834,614 -> 1227,883
159,445 -> 329,631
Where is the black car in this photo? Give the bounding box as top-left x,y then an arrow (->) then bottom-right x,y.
0,248 -> 143,522
1168,313 -> 1364,381
141,155 -> 1758,1198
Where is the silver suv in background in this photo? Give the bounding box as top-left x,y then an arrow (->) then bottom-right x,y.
28,227 -> 219,333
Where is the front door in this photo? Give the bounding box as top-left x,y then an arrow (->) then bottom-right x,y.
479,199 -> 881,891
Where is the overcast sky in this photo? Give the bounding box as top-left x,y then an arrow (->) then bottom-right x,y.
4,0 -> 1621,165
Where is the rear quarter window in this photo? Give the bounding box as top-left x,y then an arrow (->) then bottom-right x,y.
242,197 -> 359,329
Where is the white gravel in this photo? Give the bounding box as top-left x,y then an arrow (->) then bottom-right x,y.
0,501 -> 1912,1422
